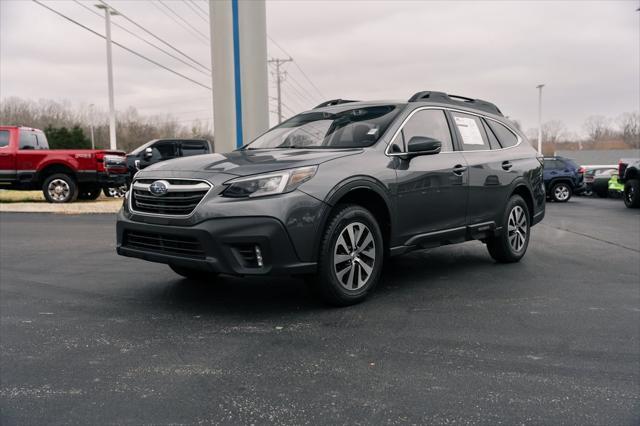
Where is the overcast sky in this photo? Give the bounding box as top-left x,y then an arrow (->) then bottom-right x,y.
1,0 -> 638,136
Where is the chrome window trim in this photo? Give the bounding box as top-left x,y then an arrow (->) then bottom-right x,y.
384,106 -> 523,157
128,177 -> 213,218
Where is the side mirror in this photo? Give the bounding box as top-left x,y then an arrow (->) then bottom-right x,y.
407,136 -> 441,156
144,147 -> 153,159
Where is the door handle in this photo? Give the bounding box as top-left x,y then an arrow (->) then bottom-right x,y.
452,165 -> 467,175
502,161 -> 513,171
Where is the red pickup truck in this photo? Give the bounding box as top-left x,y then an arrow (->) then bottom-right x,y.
0,126 -> 128,203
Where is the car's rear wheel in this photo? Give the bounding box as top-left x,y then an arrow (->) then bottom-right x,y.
169,264 -> 218,282
486,195 -> 530,263
103,186 -> 127,198
312,204 -> 384,306
624,179 -> 640,208
42,173 -> 78,203
551,182 -> 572,202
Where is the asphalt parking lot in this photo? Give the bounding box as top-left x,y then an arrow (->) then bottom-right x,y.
1,197 -> 639,425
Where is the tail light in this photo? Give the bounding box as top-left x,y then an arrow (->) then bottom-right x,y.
95,152 -> 105,172
578,166 -> 585,174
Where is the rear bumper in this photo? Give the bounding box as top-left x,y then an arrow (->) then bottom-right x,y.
116,210 -> 316,276
77,171 -> 127,187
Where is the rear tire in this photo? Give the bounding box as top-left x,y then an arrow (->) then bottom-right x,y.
486,195 -> 530,263
42,173 -> 78,203
311,204 -> 384,306
77,186 -> 101,200
169,264 -> 218,282
624,179 -> 640,208
103,186 -> 127,198
551,182 -> 572,202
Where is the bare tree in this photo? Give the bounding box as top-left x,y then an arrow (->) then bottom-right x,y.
583,115 -> 613,142
617,112 -> 640,148
542,120 -> 567,144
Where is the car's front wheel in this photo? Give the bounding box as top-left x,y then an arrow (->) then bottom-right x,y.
623,179 -> 640,208
486,195 -> 530,263
312,204 -> 384,306
551,182 -> 572,202
169,264 -> 218,282
42,173 -> 78,203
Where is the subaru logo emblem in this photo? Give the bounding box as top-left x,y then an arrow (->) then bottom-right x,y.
149,180 -> 169,196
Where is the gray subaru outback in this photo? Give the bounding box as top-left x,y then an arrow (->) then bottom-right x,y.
117,91 -> 545,305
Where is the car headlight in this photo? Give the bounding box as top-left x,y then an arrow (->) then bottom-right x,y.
223,165 -> 318,198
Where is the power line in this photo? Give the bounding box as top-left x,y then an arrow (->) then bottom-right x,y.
283,78 -> 316,105
185,0 -> 208,22
267,35 -> 326,98
33,0 -> 212,91
268,57 -> 293,124
188,0 -> 209,17
287,72 -> 321,103
99,0 -> 210,72
73,0 -> 210,77
156,0 -> 209,43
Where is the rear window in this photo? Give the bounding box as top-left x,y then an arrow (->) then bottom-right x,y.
0,130 -> 9,148
486,120 -> 518,148
452,112 -> 490,151
19,130 -> 38,150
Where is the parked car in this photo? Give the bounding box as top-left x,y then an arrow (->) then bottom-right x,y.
582,165 -> 616,196
618,158 -> 640,208
103,138 -> 213,197
543,156 -> 584,202
0,126 -> 127,203
591,169 -> 617,198
116,91 -> 545,305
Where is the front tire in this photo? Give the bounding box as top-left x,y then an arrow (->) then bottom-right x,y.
169,264 -> 218,282
624,179 -> 640,208
486,195 -> 530,263
551,182 -> 572,202
312,204 -> 384,306
42,173 -> 78,203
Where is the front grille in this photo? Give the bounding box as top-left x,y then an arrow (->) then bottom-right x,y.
123,230 -> 206,259
130,179 -> 211,216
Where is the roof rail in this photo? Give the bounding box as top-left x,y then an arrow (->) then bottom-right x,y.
408,91 -> 503,116
314,99 -> 359,109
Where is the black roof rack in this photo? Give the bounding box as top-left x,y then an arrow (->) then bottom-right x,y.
314,99 -> 359,109
408,91 -> 503,116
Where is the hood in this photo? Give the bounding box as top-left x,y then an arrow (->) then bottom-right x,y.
139,148 -> 362,177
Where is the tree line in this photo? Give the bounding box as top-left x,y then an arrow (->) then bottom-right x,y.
0,97 -> 214,152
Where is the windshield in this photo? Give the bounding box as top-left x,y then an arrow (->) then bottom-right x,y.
244,105 -> 401,150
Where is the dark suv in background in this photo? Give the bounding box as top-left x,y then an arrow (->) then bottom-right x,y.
117,91 -> 545,305
104,138 -> 212,197
543,156 -> 584,202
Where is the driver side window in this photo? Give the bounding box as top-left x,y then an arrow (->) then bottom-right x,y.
396,109 -> 453,152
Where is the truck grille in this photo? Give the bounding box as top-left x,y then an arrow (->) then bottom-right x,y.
123,230 -> 206,259
130,179 -> 211,216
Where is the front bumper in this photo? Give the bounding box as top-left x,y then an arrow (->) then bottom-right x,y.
116,210 -> 317,276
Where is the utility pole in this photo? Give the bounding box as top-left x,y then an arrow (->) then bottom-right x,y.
536,84 -> 545,155
268,57 -> 293,123
89,103 -> 96,149
96,3 -> 118,150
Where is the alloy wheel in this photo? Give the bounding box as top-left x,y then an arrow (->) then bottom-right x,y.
554,184 -> 570,201
333,222 -> 376,291
507,205 -> 528,252
47,179 -> 70,202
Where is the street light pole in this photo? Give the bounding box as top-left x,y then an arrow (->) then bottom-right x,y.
96,3 -> 118,151
89,103 -> 95,149
536,84 -> 545,155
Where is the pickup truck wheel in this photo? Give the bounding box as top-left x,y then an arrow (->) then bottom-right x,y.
169,264 -> 218,282
103,186 -> 127,198
486,195 -> 530,263
42,174 -> 78,203
624,179 -> 640,208
78,186 -> 101,200
551,182 -> 572,202
311,204 -> 384,306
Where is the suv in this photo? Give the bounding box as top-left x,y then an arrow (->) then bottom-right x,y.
104,138 -> 213,197
0,126 -> 127,202
618,158 -> 640,208
117,91 -> 545,305
543,156 -> 584,202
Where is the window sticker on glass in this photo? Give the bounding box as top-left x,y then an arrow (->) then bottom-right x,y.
455,116 -> 484,145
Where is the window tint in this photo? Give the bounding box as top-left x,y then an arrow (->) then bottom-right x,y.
481,119 -> 501,149
0,130 -> 9,148
397,109 -> 453,152
181,141 -> 208,157
452,112 -> 490,151
35,132 -> 49,149
152,142 -> 178,160
544,159 -> 563,169
19,130 -> 38,150
487,120 -> 518,148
